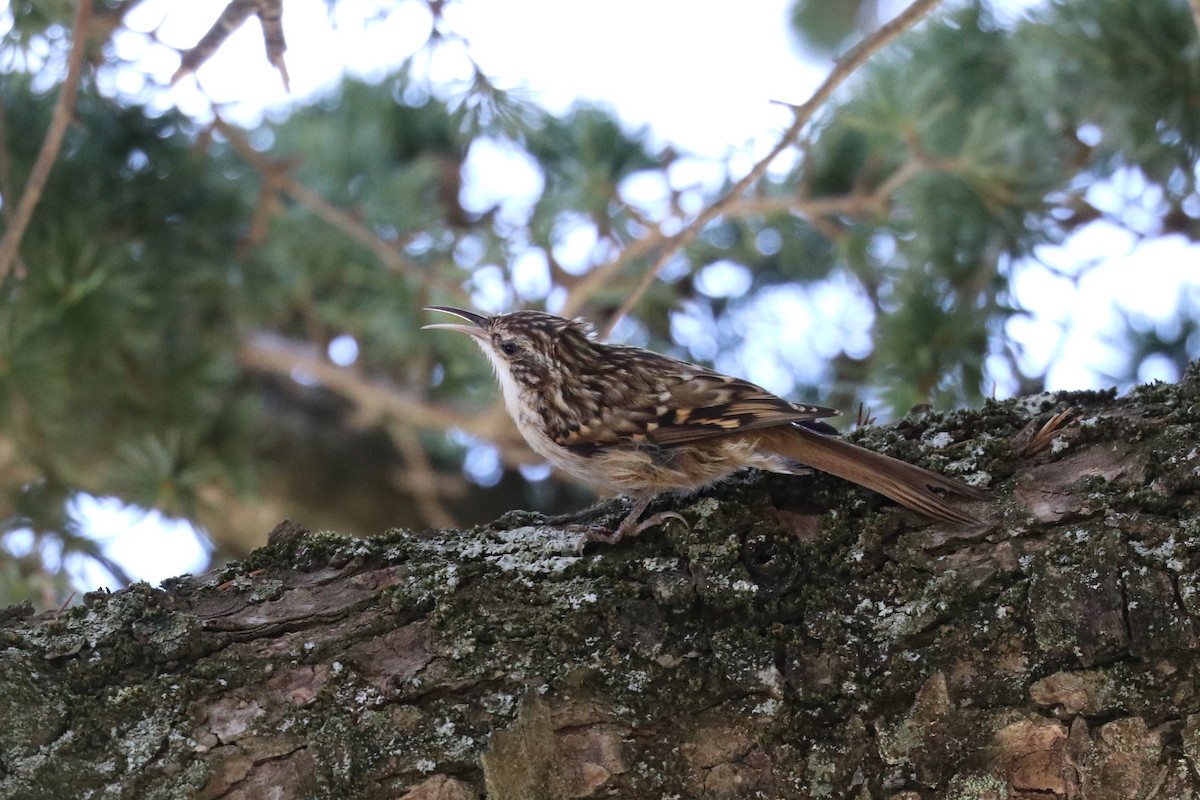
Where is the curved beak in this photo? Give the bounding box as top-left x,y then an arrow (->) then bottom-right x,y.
422,306 -> 489,340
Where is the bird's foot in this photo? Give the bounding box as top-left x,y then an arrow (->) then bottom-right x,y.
575,510 -> 689,552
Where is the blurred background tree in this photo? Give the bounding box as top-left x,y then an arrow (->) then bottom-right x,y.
1,0 -> 1197,605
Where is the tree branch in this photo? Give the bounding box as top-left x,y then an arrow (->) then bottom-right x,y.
0,0 -> 93,281
7,373 -> 1200,795
212,118 -> 463,296
599,0 -> 946,338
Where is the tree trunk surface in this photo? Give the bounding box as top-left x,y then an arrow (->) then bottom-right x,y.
3,368 -> 1200,800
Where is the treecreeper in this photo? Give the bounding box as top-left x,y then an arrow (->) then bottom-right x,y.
424,307 -> 987,546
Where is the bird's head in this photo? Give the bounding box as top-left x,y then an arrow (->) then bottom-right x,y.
423,306 -> 595,393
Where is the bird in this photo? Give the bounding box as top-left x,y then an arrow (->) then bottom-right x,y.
424,306 -> 987,545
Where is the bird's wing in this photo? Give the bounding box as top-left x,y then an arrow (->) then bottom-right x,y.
548,349 -> 839,451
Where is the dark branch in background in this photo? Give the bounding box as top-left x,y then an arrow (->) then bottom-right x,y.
391,427 -> 460,529
238,329 -> 534,468
173,0 -> 289,89
1191,0 -> 1200,44
0,0 -> 93,281
237,332 -> 511,443
238,330 -> 553,529
599,0 -> 946,339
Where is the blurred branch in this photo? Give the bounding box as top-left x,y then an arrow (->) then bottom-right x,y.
213,118 -> 464,299
239,332 -> 547,523
194,480 -> 288,557
724,193 -> 879,220
0,0 -> 93,281
391,427 -> 459,529
1191,0 -> 1200,42
83,1 -> 142,49
558,226 -> 672,319
723,156 -> 953,219
238,331 -> 511,453
599,0 -> 946,338
65,535 -> 135,589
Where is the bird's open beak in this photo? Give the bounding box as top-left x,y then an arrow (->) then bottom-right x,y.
422,306 -> 489,339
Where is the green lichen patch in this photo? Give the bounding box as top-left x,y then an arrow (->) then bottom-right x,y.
0,651 -> 68,755
1026,528 -> 1130,667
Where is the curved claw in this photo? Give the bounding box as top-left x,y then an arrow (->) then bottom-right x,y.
634,511 -> 688,536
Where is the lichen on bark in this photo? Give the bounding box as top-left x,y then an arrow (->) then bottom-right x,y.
2,366 -> 1200,798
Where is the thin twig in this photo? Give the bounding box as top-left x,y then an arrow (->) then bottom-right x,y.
0,0 -> 93,281
722,191 -> 886,221
599,0 -> 945,338
722,156 -> 954,219
55,591 -> 78,614
558,227 -> 671,318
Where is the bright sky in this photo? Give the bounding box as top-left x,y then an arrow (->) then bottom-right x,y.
131,0 -> 822,155
14,0 -> 1199,590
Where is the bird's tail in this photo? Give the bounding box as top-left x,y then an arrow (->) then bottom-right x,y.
754,425 -> 988,525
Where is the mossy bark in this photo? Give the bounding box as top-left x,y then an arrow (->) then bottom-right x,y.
3,367 -> 1200,799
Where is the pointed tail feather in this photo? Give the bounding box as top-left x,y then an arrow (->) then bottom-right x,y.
755,426 -> 988,525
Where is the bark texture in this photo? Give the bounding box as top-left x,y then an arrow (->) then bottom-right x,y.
3,367 -> 1200,799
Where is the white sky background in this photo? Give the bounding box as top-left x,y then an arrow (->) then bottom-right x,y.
11,0 -> 1199,589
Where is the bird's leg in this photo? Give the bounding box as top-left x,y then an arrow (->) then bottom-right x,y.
578,493 -> 688,548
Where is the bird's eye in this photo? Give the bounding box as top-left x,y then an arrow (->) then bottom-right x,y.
499,340 -> 520,357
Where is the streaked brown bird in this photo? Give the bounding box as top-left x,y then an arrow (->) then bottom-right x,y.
424,307 -> 986,545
